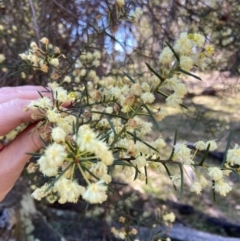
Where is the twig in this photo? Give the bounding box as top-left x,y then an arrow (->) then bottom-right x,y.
29,0 -> 41,46
51,0 -> 79,19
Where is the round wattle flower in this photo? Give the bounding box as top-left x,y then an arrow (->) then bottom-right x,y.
140,92 -> 155,104
195,141 -> 206,151
135,156 -> 147,168
174,32 -> 193,55
46,109 -> 61,123
131,83 -> 142,96
82,181 -> 108,204
227,144 -> 240,165
180,55 -> 193,71
174,142 -> 192,164
54,177 -> 85,203
51,126 -> 67,143
90,162 -> 108,178
162,212 -> 175,223
31,184 -> 49,201
50,58 -> 59,67
159,47 -> 173,64
192,33 -> 205,47
93,142 -> 114,166
191,181 -> 202,195
76,127 -> 97,151
205,140 -> 217,151
38,156 -> 58,176
214,179 -> 232,196
44,143 -> 67,166
166,93 -> 182,107
208,167 -> 223,181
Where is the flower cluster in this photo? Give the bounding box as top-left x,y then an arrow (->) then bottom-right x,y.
18,38 -> 65,80
169,138 -> 236,197
159,32 -> 213,70
158,32 -> 214,108
73,50 -> 101,83
27,84 -> 113,204
15,34 -> 239,207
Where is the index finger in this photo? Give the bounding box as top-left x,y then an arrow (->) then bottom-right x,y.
0,98 -> 46,136
0,86 -> 51,104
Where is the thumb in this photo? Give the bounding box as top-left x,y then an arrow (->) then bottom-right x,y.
0,123 -> 47,201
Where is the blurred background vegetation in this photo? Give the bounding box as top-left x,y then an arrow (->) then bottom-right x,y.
1,0 -> 240,86
1,0 -> 240,240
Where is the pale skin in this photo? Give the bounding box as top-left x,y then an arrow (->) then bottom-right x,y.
0,86 -> 50,201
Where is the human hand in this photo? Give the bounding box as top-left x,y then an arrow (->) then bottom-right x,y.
0,86 -> 50,201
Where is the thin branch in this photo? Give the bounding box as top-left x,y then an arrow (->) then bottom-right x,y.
29,0 -> 41,46
51,0 -> 79,19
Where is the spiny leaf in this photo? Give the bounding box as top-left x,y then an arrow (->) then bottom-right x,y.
72,119 -> 76,134
177,68 -> 202,80
165,41 -> 180,62
163,163 -> 177,191
157,90 -> 168,98
144,166 -> 148,185
198,143 -> 210,166
104,112 -> 117,138
45,162 -> 73,193
232,170 -> 240,182
84,83 -> 89,104
91,110 -> 128,121
127,131 -> 159,153
121,191 -> 134,201
107,185 -> 117,195
134,165 -> 139,181
113,160 -> 132,167
142,104 -> 160,131
82,164 -> 99,181
212,180 -> 216,202
123,71 -> 136,83
221,131 -> 232,168
26,152 -> 42,157
65,140 -> 76,154
168,129 -> 178,161
37,90 -> 44,98
37,133 -> 48,147
172,162 -> 184,197
145,63 -> 164,82
157,91 -> 188,109
98,130 -> 112,141
180,103 -> 188,110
